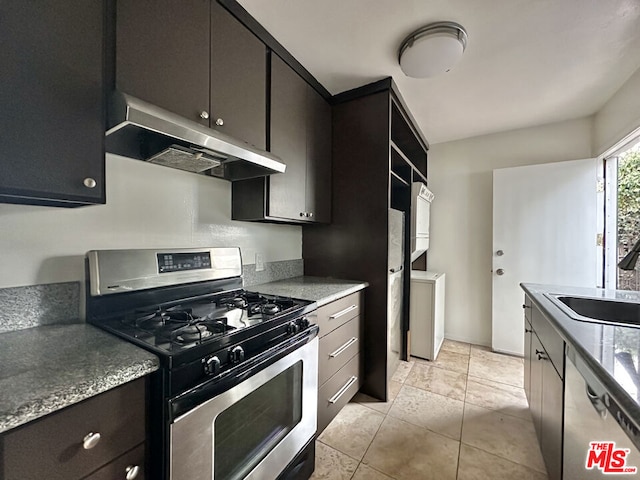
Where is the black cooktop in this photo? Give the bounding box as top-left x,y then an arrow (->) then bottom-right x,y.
90,290 -> 312,360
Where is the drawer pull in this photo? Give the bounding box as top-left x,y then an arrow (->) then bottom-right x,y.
329,337 -> 358,358
329,305 -> 357,320
328,376 -> 358,404
82,432 -> 101,450
125,465 -> 140,479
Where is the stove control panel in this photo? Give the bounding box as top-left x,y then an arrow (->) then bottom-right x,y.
157,252 -> 211,273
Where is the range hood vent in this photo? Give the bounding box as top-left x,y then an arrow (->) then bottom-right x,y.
105,92 -> 286,181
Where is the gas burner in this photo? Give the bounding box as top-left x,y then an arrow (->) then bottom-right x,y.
261,303 -> 280,315
175,324 -> 212,343
229,297 -> 248,309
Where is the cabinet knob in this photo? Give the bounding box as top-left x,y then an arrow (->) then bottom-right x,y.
300,212 -> 306,217
308,212 -> 313,218
82,432 -> 101,449
496,250 -> 504,256
215,118 -> 224,126
200,111 -> 210,120
125,465 -> 140,480
83,177 -> 97,189
496,268 -> 505,276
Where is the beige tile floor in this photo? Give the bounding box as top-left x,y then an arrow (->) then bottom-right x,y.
311,340 -> 549,480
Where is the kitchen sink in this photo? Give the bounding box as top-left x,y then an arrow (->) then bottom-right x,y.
545,294 -> 640,327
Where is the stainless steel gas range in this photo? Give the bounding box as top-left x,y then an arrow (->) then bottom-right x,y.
85,247 -> 318,480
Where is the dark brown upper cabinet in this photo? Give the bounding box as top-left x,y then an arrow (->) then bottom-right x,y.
0,1 -> 106,207
116,0 -> 266,149
232,54 -> 331,223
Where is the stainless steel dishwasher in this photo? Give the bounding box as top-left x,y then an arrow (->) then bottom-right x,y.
564,346 -> 640,479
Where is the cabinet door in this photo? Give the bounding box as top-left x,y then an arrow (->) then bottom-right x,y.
269,54 -> 307,221
0,0 -> 105,206
116,0 -> 210,125
524,319 -> 533,404
305,86 -> 332,223
540,359 -> 563,480
210,1 -> 266,150
530,334 -> 544,442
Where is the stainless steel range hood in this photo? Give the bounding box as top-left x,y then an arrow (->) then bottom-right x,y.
105,92 -> 286,181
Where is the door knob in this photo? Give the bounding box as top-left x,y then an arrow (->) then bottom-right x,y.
496,268 -> 505,276
496,250 -> 504,256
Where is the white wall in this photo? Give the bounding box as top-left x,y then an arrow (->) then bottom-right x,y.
427,118 -> 592,346
0,154 -> 301,288
593,66 -> 640,156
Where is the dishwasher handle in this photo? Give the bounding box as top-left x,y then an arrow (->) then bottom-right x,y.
585,384 -> 608,419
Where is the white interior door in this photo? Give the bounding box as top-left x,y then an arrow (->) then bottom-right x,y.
492,159 -> 599,355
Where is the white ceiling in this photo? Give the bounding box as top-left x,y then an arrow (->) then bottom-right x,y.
237,0 -> 640,144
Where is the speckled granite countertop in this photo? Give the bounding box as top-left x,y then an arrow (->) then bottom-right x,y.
0,324 -> 159,434
251,276 -> 367,307
522,283 -> 640,428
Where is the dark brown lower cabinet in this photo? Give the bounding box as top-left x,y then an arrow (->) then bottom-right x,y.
1,378 -> 147,480
524,295 -> 564,480
540,357 -> 563,480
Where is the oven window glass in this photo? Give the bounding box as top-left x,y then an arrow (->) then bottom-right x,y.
214,361 -> 303,480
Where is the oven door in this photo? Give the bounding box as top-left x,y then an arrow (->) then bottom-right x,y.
169,335 -> 318,480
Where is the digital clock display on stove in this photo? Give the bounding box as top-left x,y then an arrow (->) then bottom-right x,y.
157,252 -> 212,273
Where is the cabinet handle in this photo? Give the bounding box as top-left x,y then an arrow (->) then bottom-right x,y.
300,212 -> 306,217
329,337 -> 358,358
522,304 -> 531,309
308,212 -> 314,218
83,177 -> 97,189
328,376 -> 358,404
82,432 -> 101,449
125,465 -> 140,480
200,111 -> 209,120
535,349 -> 548,361
525,328 -> 532,333
329,304 -> 358,320
215,118 -> 224,126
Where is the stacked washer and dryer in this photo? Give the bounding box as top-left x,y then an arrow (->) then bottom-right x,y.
409,183 -> 446,361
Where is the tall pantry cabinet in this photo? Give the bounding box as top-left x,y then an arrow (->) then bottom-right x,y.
303,79 -> 429,401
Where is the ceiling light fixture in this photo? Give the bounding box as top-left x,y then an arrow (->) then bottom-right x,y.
398,21 -> 468,78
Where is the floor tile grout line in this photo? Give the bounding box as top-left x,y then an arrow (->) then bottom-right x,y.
459,438 -> 549,476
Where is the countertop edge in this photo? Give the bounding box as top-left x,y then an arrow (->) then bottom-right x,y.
250,276 -> 368,306
521,283 -> 640,430
0,358 -> 159,434
314,284 -> 367,307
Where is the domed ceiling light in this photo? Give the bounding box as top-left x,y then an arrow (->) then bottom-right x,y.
398,22 -> 468,78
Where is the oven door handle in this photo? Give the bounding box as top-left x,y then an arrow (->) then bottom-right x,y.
170,325 -> 319,420
328,376 -> 358,404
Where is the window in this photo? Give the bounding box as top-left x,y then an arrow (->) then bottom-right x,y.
604,136 -> 640,290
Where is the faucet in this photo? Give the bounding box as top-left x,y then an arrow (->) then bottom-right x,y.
618,237 -> 640,271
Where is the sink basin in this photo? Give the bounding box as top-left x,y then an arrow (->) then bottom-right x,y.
546,294 -> 640,327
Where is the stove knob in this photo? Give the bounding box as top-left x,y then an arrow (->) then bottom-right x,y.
287,321 -> 300,335
229,346 -> 245,364
299,317 -> 310,329
204,356 -> 221,376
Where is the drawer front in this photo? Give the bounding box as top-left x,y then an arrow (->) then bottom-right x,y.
2,378 -> 146,480
531,306 -> 564,378
315,291 -> 363,338
318,316 -> 361,385
317,353 -> 363,435
85,443 -> 146,480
